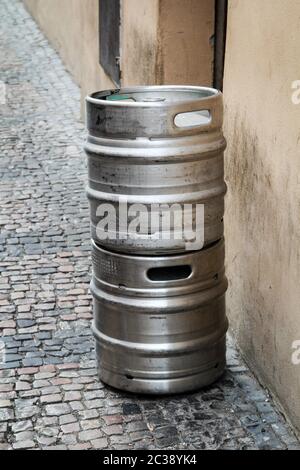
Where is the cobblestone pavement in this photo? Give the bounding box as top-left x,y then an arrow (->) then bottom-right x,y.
0,0 -> 299,451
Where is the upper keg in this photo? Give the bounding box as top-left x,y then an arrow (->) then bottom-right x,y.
85,86 -> 227,254
91,238 -> 228,394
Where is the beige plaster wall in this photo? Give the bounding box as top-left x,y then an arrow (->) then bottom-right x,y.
121,0 -> 160,86
158,0 -> 214,85
24,0 -> 214,101
122,0 -> 214,86
223,0 -> 300,433
24,0 -> 114,107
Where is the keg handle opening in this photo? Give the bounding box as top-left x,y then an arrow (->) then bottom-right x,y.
147,265 -> 192,282
174,110 -> 212,128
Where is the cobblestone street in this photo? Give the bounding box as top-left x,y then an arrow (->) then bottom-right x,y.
0,0 -> 299,451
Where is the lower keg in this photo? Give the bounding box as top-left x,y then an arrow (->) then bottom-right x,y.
91,239 -> 228,394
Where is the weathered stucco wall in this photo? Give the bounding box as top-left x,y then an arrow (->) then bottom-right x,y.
24,0 -> 214,99
121,0 -> 160,86
158,0 -> 214,85
24,0 -> 115,111
223,0 -> 300,433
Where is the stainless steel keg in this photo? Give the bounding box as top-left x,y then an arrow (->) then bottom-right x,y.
85,86 -> 227,254
91,239 -> 228,394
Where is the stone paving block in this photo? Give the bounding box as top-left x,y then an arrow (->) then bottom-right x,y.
0,408 -> 14,422
12,440 -> 35,450
64,391 -> 81,402
15,430 -> 34,442
40,394 -> 62,404
91,438 -> 108,449
11,420 -> 33,433
0,400 -> 12,408
61,422 -> 80,434
103,425 -> 123,436
45,404 -> 71,416
78,429 -> 103,442
68,443 -> 91,450
102,414 -> 124,426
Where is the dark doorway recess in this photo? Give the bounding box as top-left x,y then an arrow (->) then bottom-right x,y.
214,0 -> 228,90
99,0 -> 121,86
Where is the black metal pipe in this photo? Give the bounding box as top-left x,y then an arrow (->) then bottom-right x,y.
214,0 -> 228,90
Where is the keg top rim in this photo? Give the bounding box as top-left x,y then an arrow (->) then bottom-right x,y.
86,85 -> 221,107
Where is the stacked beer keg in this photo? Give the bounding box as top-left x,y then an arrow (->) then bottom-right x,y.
85,86 -> 228,394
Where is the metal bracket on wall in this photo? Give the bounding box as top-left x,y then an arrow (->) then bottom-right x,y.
99,0 -> 121,86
